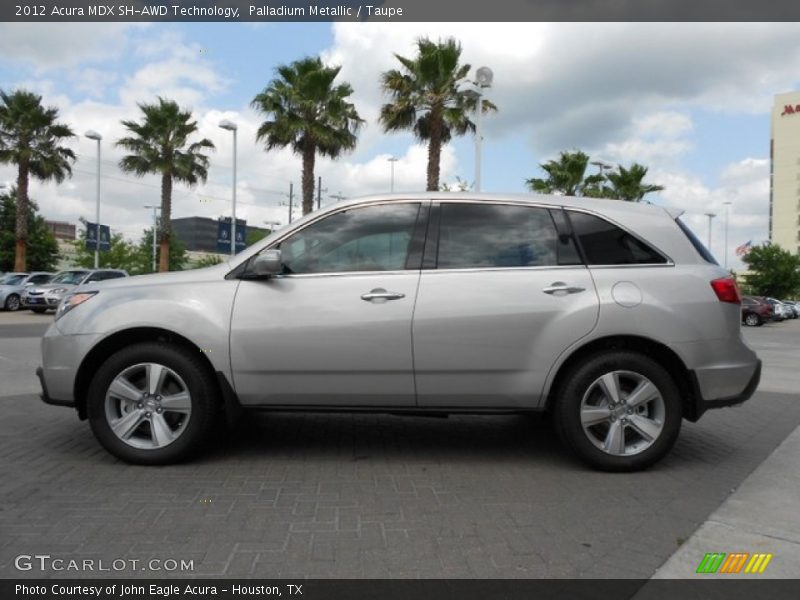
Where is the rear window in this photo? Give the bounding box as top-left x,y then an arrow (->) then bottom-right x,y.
675,217 -> 718,265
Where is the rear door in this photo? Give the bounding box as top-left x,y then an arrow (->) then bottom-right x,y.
412,201 -> 599,408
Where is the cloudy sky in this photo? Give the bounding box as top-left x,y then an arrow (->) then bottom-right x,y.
1,22 -> 798,269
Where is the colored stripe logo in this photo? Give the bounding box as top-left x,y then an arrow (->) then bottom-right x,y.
696,552 -> 773,574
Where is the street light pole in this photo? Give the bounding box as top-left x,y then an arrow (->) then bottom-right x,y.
472,66 -> 493,192
85,131 -> 102,268
388,156 -> 398,193
143,205 -> 160,272
704,212 -> 716,253
723,202 -> 732,269
219,120 -> 238,256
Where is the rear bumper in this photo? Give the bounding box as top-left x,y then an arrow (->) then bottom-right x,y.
687,359 -> 761,422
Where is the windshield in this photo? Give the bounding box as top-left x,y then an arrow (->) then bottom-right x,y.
50,271 -> 88,285
0,274 -> 26,285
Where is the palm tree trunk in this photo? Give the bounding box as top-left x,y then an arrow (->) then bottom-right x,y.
14,160 -> 29,272
426,107 -> 443,192
301,144 -> 316,215
159,172 -> 172,273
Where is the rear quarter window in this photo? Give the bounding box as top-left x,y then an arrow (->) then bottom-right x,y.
567,211 -> 667,265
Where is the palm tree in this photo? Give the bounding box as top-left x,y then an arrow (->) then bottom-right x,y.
0,89 -> 75,271
252,57 -> 364,215
606,163 -> 664,202
380,37 -> 497,192
525,150 -> 604,197
117,97 -> 214,272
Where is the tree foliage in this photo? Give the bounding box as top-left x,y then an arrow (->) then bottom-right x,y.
71,225 -> 186,275
380,37 -> 497,192
526,150 -> 664,202
0,187 -> 59,272
117,97 -> 214,272
252,57 -> 363,215
742,243 -> 800,299
0,89 -> 75,270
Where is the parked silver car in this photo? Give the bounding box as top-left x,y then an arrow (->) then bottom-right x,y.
0,272 -> 53,311
23,269 -> 128,313
37,194 -> 760,471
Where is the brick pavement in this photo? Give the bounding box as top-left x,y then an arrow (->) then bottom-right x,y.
1,389 -> 799,579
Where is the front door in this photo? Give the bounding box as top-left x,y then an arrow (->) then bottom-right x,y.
230,201 -> 426,407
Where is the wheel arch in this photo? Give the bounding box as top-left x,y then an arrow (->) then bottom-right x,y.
545,335 -> 699,421
73,327 -> 233,420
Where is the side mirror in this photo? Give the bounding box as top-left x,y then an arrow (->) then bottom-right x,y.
253,249 -> 283,277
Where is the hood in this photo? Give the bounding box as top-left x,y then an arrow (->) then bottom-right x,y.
29,282 -> 78,292
76,262 -> 234,292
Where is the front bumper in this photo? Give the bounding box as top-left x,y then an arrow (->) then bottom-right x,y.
36,366 -> 74,408
24,293 -> 62,308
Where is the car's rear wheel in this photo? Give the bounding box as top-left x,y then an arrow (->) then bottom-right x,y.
554,351 -> 682,472
3,294 -> 20,311
87,342 -> 219,464
744,313 -> 761,327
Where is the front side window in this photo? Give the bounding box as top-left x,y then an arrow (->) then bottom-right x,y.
277,203 -> 420,274
568,211 -> 667,265
436,203 -> 568,269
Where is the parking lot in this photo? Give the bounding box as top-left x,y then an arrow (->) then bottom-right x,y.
1,311 -> 799,579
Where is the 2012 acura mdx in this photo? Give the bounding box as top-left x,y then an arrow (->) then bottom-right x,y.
37,194 -> 761,471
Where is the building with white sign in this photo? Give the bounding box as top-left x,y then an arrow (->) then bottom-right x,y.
770,91 -> 800,255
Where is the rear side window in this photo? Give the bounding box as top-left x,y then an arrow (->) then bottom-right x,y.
675,217 -> 718,265
437,203 -> 573,269
568,211 -> 667,265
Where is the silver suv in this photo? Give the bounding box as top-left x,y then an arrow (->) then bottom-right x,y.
37,194 -> 760,471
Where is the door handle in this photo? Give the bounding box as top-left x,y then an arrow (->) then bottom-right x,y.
361,288 -> 406,302
542,282 -> 586,295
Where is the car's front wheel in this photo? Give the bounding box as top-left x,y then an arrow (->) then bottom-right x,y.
87,342 -> 219,464
3,294 -> 20,311
554,351 -> 683,472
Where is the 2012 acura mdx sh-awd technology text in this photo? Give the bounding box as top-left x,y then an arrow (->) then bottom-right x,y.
37,194 -> 761,471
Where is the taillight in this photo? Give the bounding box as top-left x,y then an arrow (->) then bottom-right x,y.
710,277 -> 741,304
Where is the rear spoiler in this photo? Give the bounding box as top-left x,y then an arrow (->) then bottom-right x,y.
665,207 -> 685,219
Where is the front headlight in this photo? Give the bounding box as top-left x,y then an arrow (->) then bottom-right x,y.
50,287 -> 68,295
55,291 -> 98,321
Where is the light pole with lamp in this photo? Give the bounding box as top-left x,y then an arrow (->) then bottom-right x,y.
388,156 -> 399,193
85,130 -> 102,268
143,205 -> 161,272
704,212 -> 716,253
467,66 -> 493,192
723,201 -> 732,269
218,120 -> 238,256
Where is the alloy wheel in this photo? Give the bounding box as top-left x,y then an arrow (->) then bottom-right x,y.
104,362 -> 192,449
580,370 -> 665,457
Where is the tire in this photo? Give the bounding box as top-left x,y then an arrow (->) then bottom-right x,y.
87,342 -> 220,465
30,307 -> 47,314
744,313 -> 760,327
3,294 -> 20,311
553,351 -> 683,472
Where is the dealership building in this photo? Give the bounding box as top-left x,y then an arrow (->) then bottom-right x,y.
770,91 -> 800,255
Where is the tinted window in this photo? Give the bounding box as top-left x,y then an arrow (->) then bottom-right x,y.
29,274 -> 52,284
278,203 -> 420,274
568,211 -> 667,265
437,203 -> 567,269
675,217 -> 718,265
0,274 -> 26,285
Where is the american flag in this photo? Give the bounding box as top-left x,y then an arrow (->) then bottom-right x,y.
735,240 -> 752,257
